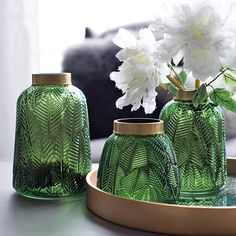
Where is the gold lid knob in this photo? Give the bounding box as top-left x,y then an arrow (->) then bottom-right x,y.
113,118 -> 164,136
174,90 -> 196,101
32,73 -> 72,85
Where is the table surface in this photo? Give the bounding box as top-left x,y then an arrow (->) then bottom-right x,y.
0,162 -> 164,236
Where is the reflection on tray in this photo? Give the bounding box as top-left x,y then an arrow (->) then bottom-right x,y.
177,177 -> 236,207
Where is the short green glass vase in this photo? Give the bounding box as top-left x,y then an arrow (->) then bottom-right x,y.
13,73 -> 91,199
160,90 -> 227,197
97,118 -> 180,203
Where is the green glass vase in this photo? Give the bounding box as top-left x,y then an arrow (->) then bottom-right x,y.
13,73 -> 91,199
97,118 -> 179,203
160,90 -> 227,197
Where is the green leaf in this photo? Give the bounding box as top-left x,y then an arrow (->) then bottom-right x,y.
162,83 -> 178,96
209,88 -> 236,112
220,66 -> 229,72
179,70 -> 187,85
192,84 -> 208,108
223,71 -> 236,87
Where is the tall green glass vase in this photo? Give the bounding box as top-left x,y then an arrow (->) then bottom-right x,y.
160,90 -> 227,197
97,118 -> 180,203
13,73 -> 91,199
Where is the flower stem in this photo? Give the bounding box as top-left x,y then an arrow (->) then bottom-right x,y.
167,62 -> 186,90
206,67 -> 229,86
195,79 -> 201,89
166,75 -> 185,90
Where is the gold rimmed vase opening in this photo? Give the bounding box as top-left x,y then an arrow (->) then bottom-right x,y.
113,118 -> 164,136
32,73 -> 72,85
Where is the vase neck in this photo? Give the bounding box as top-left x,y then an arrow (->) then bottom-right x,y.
174,90 -> 196,101
113,118 -> 164,136
32,73 -> 71,85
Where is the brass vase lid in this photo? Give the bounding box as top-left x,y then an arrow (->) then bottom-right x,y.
113,118 -> 164,136
32,73 -> 72,85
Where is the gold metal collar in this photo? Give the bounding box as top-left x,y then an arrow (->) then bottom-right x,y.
113,118 -> 164,136
32,73 -> 72,85
174,90 -> 196,101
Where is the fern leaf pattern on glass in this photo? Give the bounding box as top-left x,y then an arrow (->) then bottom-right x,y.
160,100 -> 226,195
13,85 -> 91,198
97,134 -> 179,203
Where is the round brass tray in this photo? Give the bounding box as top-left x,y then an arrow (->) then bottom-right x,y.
86,158 -> 236,235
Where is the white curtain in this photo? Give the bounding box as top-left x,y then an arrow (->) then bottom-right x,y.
0,0 -> 39,161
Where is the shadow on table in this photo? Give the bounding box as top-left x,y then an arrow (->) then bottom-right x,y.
5,193 -> 88,236
5,193 -> 162,236
86,207 -> 163,236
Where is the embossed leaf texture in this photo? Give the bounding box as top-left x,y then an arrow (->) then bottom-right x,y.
97,135 -> 114,189
160,100 -> 226,194
98,135 -> 179,203
13,85 -> 91,197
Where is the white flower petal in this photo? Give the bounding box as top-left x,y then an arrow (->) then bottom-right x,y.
111,26 -> 166,113
180,4 -> 192,20
113,28 -> 137,48
146,77 -> 159,92
139,28 -> 157,46
116,97 -> 126,110
116,94 -> 131,109
131,102 -> 141,111
149,18 -> 164,40
184,46 -> 221,80
143,94 -> 156,114
116,48 -> 139,61
159,64 -> 170,83
161,38 -> 184,61
152,1 -> 236,81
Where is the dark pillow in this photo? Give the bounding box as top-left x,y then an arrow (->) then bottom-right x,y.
85,27 -> 97,38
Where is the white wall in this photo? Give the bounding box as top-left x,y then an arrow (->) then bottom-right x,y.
0,0 -> 39,161
38,0 -> 164,72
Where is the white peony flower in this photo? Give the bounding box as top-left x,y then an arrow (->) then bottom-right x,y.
110,28 -> 162,114
151,2 -> 236,81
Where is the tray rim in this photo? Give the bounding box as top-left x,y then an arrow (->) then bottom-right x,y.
86,157 -> 236,235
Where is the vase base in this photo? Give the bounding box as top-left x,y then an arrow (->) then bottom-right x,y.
180,186 -> 224,198
14,190 -> 86,201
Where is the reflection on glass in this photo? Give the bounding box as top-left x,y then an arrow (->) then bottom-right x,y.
178,176 -> 236,207
177,194 -> 227,207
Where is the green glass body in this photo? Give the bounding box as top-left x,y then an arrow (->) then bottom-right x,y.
13,84 -> 91,199
177,194 -> 227,206
97,133 -> 179,203
160,99 -> 227,196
